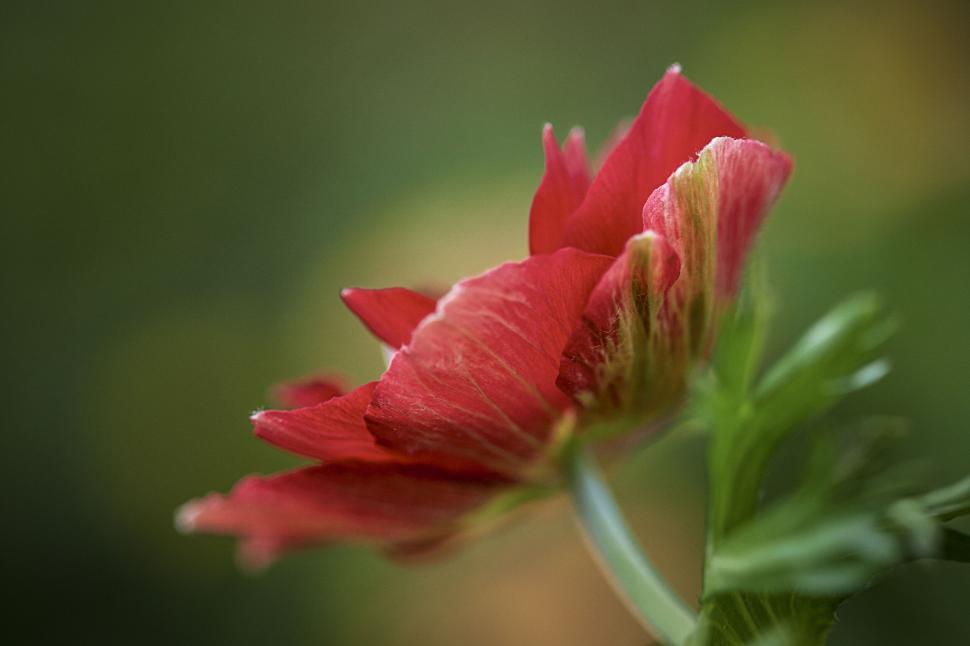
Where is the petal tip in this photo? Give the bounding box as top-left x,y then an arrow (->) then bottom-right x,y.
174,501 -> 201,534
666,62 -> 682,75
541,123 -> 556,147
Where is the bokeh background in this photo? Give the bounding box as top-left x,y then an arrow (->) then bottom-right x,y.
4,0 -> 969,643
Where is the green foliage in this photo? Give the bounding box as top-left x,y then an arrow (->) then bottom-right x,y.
701,291 -> 896,545
688,593 -> 833,646
705,422 -> 969,598
689,290 -> 970,645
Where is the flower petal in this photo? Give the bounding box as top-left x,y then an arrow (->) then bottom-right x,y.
559,138 -> 792,421
529,124 -> 591,255
366,248 -> 614,476
643,137 -> 793,355
558,232 -> 684,419
271,375 -> 347,408
708,138 -> 794,298
561,66 -> 747,256
177,463 -> 503,567
253,382 -> 400,463
341,287 -> 438,349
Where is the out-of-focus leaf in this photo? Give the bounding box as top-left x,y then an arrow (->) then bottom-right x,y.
710,261 -> 772,402
754,293 -> 897,434
701,293 -> 896,545
705,420 -> 904,597
693,292 -> 900,645
914,474 -> 970,521
706,422 -> 970,598
697,424 -> 969,644
743,624 -> 797,646
689,592 -> 834,646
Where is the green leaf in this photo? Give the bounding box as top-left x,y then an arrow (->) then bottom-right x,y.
689,592 -> 835,646
710,261 -> 771,401
913,474 -> 970,522
705,421 -> 970,598
695,421 -> 969,645
702,293 -> 896,545
704,420 -> 911,597
743,624 -> 797,646
753,293 -> 897,435
693,292 -> 900,645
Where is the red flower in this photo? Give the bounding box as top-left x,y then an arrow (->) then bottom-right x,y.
178,66 -> 792,566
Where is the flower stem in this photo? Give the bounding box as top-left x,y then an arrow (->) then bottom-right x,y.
565,444 -> 697,645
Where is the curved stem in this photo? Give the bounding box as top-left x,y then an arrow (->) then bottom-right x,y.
565,444 -> 697,645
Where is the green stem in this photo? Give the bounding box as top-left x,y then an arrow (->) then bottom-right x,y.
565,444 -> 698,645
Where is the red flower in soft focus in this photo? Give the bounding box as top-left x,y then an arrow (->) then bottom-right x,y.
178,66 -> 792,566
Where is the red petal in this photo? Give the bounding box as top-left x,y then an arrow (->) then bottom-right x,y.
558,232 -> 684,417
271,375 -> 347,408
561,66 -> 747,257
708,138 -> 793,298
366,249 -> 614,476
643,137 -> 792,333
558,139 -> 791,421
254,382 -> 404,463
177,463 -> 502,566
341,287 -> 438,349
529,124 -> 591,255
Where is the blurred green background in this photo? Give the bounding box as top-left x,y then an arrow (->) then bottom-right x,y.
4,0 -> 969,643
